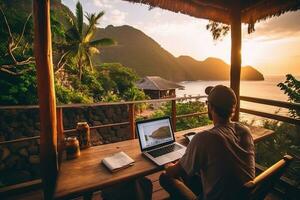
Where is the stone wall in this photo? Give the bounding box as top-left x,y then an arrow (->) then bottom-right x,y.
63,105 -> 131,144
0,140 -> 40,187
0,104 -> 130,187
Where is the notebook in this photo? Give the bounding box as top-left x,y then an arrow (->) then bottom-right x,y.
102,151 -> 134,172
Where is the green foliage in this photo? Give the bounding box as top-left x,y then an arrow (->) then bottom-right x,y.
123,86 -> 150,112
0,67 -> 37,105
206,21 -> 230,41
101,91 -> 121,102
0,3 -> 35,104
57,1 -> 115,79
255,120 -> 300,185
0,1 -> 145,105
123,86 -> 149,101
80,70 -> 105,101
151,101 -> 211,131
0,5 -> 34,75
255,75 -> 300,186
98,63 -> 139,95
206,20 -> 256,41
277,74 -> 300,118
55,84 -> 92,104
54,62 -> 147,104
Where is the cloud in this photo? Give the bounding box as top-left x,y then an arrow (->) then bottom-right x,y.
102,9 -> 128,26
89,0 -> 113,9
244,11 -> 300,41
292,55 -> 300,59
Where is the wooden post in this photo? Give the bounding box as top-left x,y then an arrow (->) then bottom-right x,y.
56,107 -> 64,168
230,2 -> 242,121
171,99 -> 177,131
129,103 -> 135,139
33,0 -> 57,199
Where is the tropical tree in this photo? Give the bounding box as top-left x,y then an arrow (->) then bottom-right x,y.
0,7 -> 34,76
56,1 -> 115,80
278,74 -> 300,118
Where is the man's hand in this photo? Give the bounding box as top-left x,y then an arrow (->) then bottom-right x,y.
164,161 -> 184,178
164,162 -> 176,170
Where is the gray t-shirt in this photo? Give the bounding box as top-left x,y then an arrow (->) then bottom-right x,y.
179,122 -> 255,200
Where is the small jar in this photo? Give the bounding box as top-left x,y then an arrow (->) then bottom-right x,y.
76,122 -> 91,149
65,137 -> 80,160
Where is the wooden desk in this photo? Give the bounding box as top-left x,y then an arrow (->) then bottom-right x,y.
54,125 -> 274,199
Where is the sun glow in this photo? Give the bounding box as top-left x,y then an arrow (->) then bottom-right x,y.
242,41 -> 262,67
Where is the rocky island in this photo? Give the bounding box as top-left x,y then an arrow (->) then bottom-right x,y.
149,126 -> 171,139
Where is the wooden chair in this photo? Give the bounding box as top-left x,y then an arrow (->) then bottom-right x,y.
242,155 -> 293,200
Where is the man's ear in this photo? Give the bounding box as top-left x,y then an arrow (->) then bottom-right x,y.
208,104 -> 213,120
229,106 -> 236,119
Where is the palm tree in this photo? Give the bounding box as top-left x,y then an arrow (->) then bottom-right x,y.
56,1 -> 115,80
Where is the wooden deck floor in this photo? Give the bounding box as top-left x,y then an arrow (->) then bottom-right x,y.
3,171 -> 280,200
147,172 -> 169,200
2,171 -> 167,200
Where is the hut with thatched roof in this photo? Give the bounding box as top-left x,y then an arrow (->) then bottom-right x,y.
137,76 -> 184,99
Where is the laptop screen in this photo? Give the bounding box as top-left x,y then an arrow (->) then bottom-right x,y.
136,117 -> 174,151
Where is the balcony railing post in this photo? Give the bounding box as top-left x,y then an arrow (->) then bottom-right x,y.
56,107 -> 64,168
33,0 -> 57,199
171,99 -> 176,132
129,103 -> 135,139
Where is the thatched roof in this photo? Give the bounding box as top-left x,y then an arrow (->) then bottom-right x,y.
122,0 -> 300,24
137,76 -> 184,90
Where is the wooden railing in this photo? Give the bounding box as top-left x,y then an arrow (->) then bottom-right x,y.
240,96 -> 300,125
1,95 -> 300,146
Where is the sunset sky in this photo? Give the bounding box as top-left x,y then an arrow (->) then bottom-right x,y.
62,0 -> 300,76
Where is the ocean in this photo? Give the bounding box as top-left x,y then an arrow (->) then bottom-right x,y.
176,75 -> 299,121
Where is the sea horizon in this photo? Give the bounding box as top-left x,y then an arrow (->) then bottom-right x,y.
176,75 -> 299,122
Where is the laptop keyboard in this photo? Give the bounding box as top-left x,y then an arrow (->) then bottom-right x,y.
148,143 -> 182,158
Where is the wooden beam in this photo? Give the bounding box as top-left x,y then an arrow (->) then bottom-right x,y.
33,0 -> 58,199
129,103 -> 136,139
230,2 -> 242,121
56,107 -> 64,168
171,99 -> 177,131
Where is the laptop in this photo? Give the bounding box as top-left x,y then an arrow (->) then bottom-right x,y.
136,117 -> 186,166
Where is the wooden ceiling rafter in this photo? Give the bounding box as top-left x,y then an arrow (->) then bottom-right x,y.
241,0 -> 300,24
123,0 -> 300,24
190,0 -> 230,10
125,0 -> 230,23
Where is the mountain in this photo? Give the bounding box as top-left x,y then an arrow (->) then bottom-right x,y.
93,25 -> 188,81
176,56 -> 265,81
241,66 -> 264,80
94,25 -> 264,81
1,0 -> 264,81
177,56 -> 230,80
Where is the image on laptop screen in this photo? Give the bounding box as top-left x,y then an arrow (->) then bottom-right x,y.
137,118 -> 174,150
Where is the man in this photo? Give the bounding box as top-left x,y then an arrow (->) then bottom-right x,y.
159,85 -> 255,200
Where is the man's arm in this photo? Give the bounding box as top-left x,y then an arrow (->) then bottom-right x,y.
164,161 -> 186,178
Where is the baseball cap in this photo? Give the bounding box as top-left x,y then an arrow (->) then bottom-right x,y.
205,85 -> 237,110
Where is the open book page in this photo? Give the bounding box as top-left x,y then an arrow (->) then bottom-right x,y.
102,151 -> 134,172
